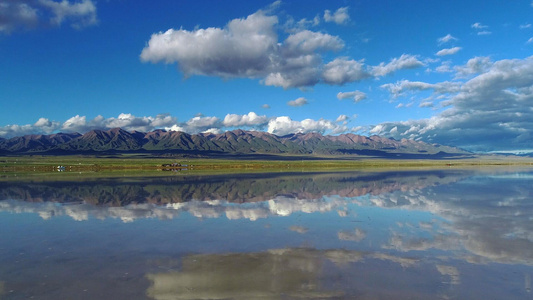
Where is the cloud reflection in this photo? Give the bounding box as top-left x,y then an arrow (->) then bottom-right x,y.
145,248 -> 432,300
370,174 -> 533,265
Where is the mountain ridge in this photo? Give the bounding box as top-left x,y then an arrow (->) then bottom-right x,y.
0,128 -> 469,157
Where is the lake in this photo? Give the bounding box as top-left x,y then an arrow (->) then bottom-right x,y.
0,168 -> 532,299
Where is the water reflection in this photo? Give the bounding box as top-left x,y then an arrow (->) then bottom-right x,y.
0,168 -> 532,299
145,248 -> 440,300
0,170 -> 467,222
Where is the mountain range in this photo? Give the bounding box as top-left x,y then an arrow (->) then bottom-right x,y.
0,128 -> 469,158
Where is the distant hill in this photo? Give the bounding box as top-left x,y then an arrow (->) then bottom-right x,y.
0,128 -> 470,158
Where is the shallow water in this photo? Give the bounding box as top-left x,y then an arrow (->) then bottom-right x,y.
0,168 -> 532,299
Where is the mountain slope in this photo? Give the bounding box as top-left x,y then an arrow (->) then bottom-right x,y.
0,128 -> 469,157
0,133 -> 81,152
60,128 -> 144,151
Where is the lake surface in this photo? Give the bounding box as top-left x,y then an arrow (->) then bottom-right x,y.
0,168 -> 532,299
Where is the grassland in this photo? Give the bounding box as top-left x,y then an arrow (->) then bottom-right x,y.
2,153 -> 533,176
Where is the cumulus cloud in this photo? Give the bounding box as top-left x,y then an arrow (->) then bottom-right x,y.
0,0 -> 97,33
141,8 -> 423,88
380,80 -> 461,99
454,56 -> 492,78
287,97 -> 308,107
436,47 -> 462,56
0,113 -> 179,138
0,112 -> 360,138
0,118 -> 60,137
182,116 -> 221,133
437,34 -> 457,45
267,116 -> 351,136
283,30 -> 344,55
262,104 -> 271,109
223,112 -> 269,128
140,11 -> 278,78
60,113 -> 178,133
371,55 -> 533,151
371,54 -> 425,77
337,90 -> 367,102
323,7 -> 350,25
322,58 -> 370,85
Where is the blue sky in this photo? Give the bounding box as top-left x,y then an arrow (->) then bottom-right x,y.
1,0 -> 533,151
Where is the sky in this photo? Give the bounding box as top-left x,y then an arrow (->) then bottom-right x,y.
1,0 -> 533,152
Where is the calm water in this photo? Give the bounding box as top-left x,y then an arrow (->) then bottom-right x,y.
0,168 -> 532,299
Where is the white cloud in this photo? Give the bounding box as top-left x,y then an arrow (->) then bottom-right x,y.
371,54 -> 425,77
471,22 -> 491,35
140,8 -> 350,89
0,0 -> 97,33
435,61 -> 453,73
454,56 -> 492,78
287,97 -> 308,107
336,114 -> 349,122
267,116 -> 351,136
0,1 -> 38,33
471,22 -> 488,29
0,112 -> 355,138
141,7 -> 420,88
380,80 -> 461,99
61,114 -> 90,132
322,58 -> 370,85
283,30 -> 344,55
223,112 -> 269,128
33,118 -> 61,133
262,104 -> 271,109
185,116 -> 221,132
39,0 -> 97,29
293,15 -> 321,29
337,90 -> 367,102
437,34 -> 457,44
0,124 -> 41,138
323,7 -> 350,25
520,23 -> 532,29
371,55 -> 533,151
59,113 -> 177,133
419,101 -> 433,108
527,37 -> 533,44
436,47 -> 462,56
202,128 -> 222,135
140,11 -> 278,78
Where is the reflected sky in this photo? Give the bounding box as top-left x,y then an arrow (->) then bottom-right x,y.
0,168 -> 532,299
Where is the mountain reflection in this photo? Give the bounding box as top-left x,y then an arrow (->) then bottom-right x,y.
0,170 -> 466,222
0,170 -> 465,206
